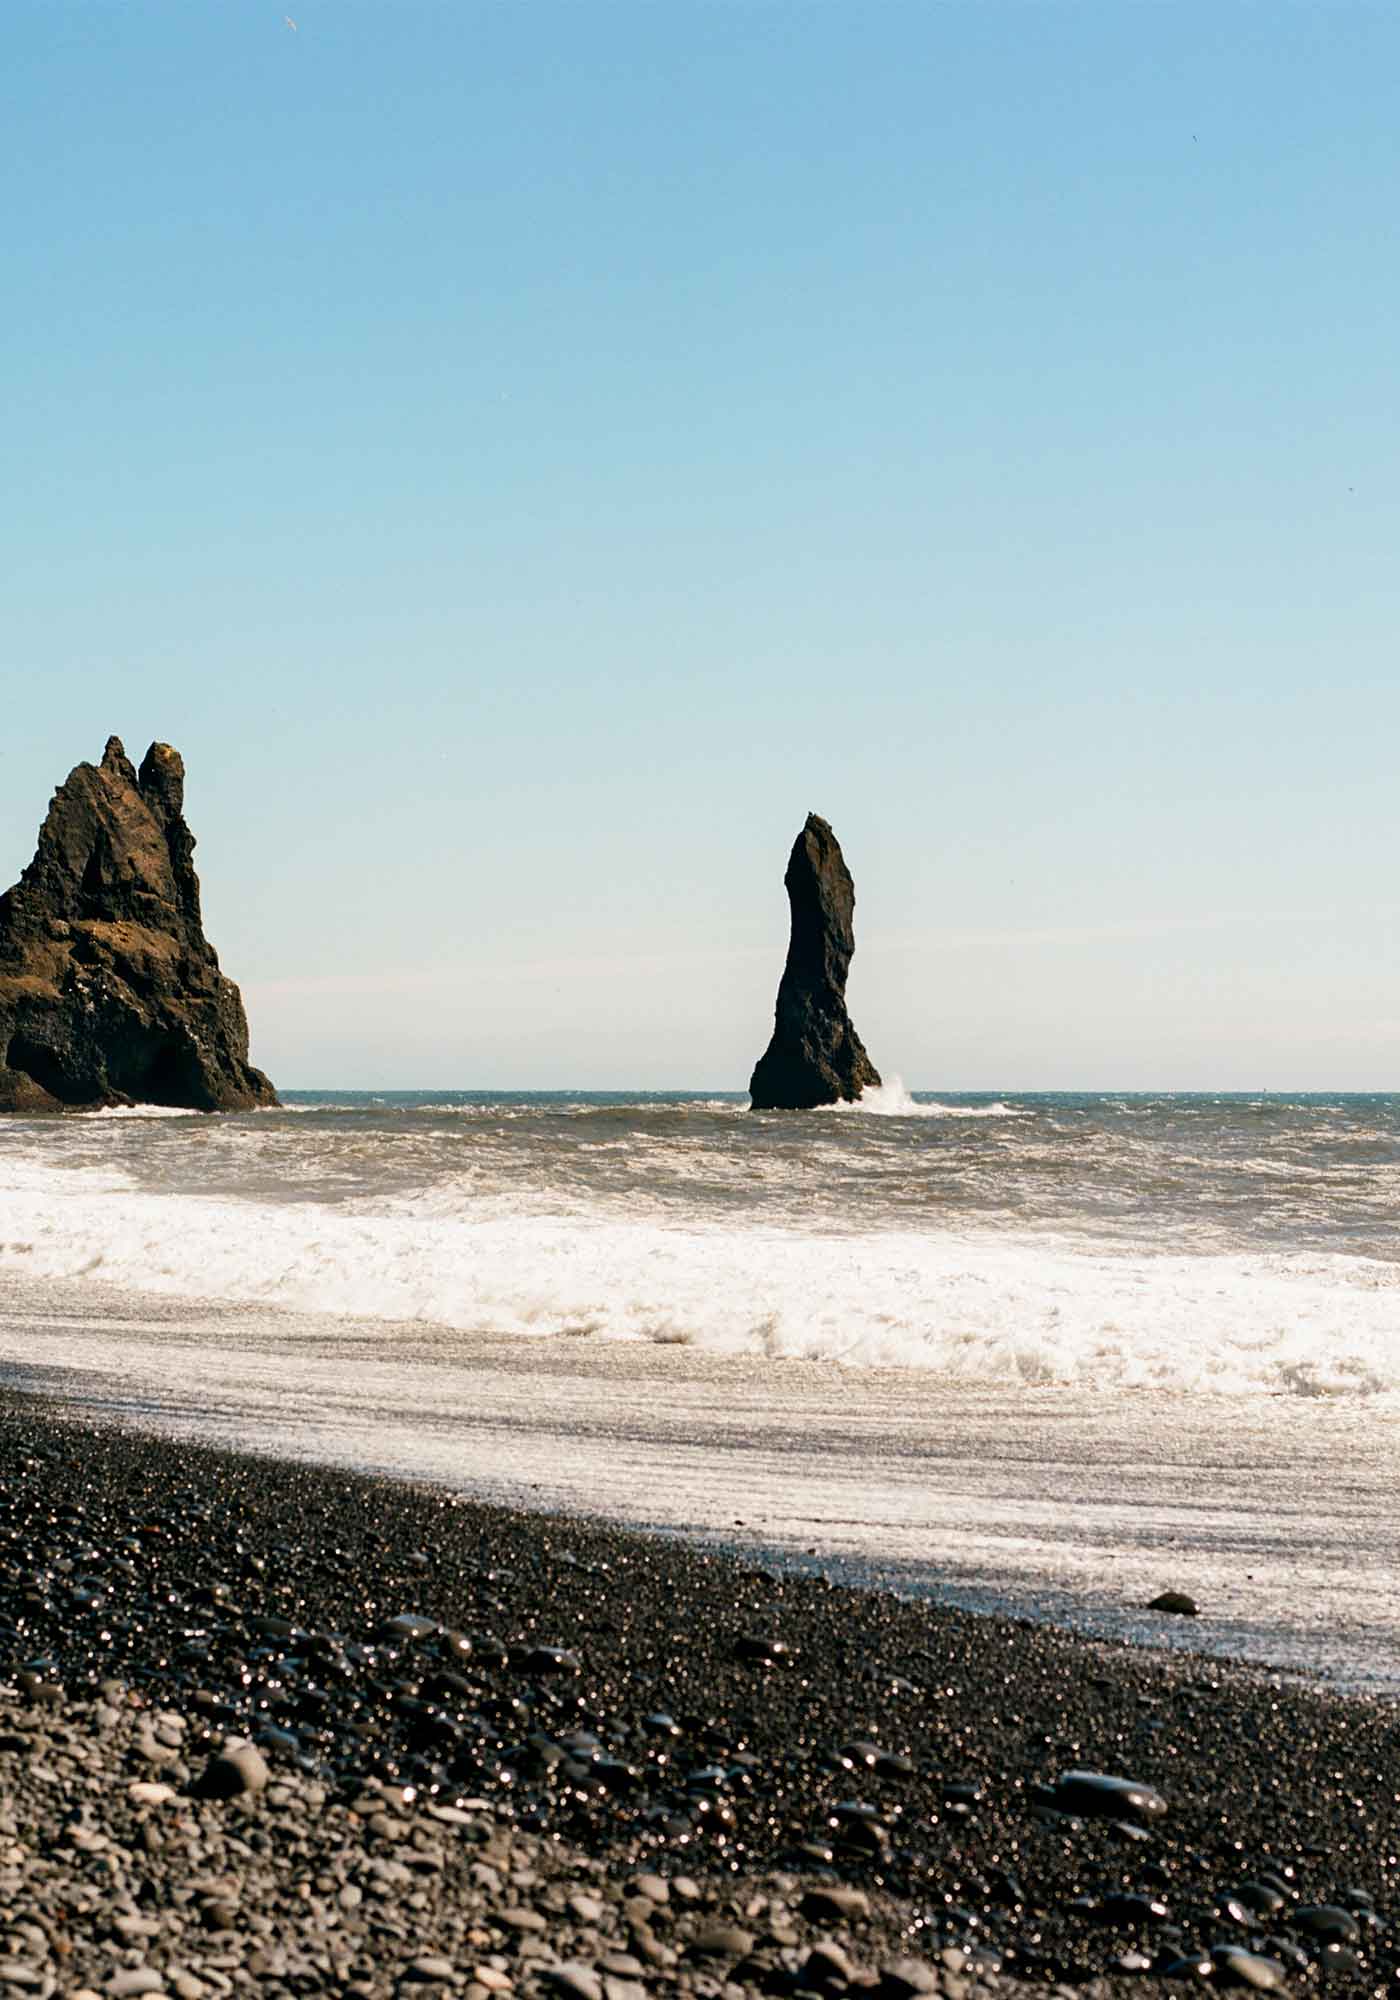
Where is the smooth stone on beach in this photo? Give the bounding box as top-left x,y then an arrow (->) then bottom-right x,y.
1211,1946 -> 1288,1989
1100,1891 -> 1169,1925
384,1614 -> 438,1642
802,1886 -> 871,1923
879,1957 -> 939,1996
1051,1769 -> 1168,1822
876,1749 -> 916,1779
517,1645 -> 582,1675
1149,1591 -> 1201,1616
107,1974 -> 166,1998
733,1634 -> 795,1665
690,1924 -> 755,1958
16,1671 -> 63,1706
1236,1882 -> 1287,1917
1293,1905 -> 1361,1944
543,1971 -> 602,2000
943,1779 -> 983,1813
803,1940 -> 855,1987
841,1738 -> 883,1767
498,1909 -> 548,1935
192,1739 -> 269,1798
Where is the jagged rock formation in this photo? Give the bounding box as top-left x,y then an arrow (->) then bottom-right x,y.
0,737 -> 277,1112
749,812 -> 881,1110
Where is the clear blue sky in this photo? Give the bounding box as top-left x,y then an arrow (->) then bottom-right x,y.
4,1 -> 1397,1089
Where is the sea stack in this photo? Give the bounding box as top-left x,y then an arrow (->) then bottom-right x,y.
749,812 -> 881,1110
0,737 -> 277,1112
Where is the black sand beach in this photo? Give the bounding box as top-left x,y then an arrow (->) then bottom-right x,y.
0,1389 -> 1393,1998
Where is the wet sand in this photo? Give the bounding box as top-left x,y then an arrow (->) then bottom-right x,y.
3,1272 -> 1400,1691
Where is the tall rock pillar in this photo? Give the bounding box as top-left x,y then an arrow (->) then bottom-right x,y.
0,736 -> 277,1112
749,813 -> 881,1110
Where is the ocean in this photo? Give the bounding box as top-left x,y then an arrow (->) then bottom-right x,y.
1,1086 -> 1398,1688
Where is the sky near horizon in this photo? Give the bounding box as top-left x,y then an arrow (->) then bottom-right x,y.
4,1 -> 1398,1090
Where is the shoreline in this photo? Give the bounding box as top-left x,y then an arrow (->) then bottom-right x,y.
5,1268 -> 1400,1696
1,1385 -> 1396,1995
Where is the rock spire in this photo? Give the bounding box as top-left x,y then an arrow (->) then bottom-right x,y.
749,812 -> 881,1110
0,736 -> 277,1112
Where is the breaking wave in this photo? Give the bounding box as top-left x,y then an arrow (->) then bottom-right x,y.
0,1148 -> 1395,1397
833,1077 -> 1028,1118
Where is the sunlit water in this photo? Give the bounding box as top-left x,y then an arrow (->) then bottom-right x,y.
1,1088 -> 1398,1689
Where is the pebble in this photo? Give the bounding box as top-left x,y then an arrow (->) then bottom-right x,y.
497,1909 -> 548,1936
1162,1953 -> 1215,1979
384,1614 -> 438,1642
520,1645 -> 582,1675
1051,1769 -> 1169,1822
1210,1945 -> 1288,1989
193,1740 -> 268,1799
732,1635 -> 795,1666
1293,1903 -> 1361,1944
879,1959 -> 939,1997
543,1970 -> 602,2000
1100,1890 -> 1169,1925
691,1925 -> 756,1958
802,1940 -> 854,1985
801,1887 -> 871,1923
1235,1882 -> 1286,1917
0,1396 -> 1397,2000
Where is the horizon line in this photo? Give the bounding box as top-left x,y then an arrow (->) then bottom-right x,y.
267,1082 -> 1400,1096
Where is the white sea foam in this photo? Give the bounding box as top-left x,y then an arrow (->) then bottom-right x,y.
85,1104 -> 203,1121
0,1148 -> 1395,1396
827,1076 -> 1028,1119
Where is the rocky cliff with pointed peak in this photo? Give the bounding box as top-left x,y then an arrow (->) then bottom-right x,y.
0,737 -> 277,1112
749,812 -> 881,1110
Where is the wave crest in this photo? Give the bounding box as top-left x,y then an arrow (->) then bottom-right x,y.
828,1076 -> 1027,1119
0,1151 -> 1395,1398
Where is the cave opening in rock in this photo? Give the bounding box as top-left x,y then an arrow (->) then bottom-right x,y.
138,1035 -> 210,1110
5,1035 -> 81,1105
